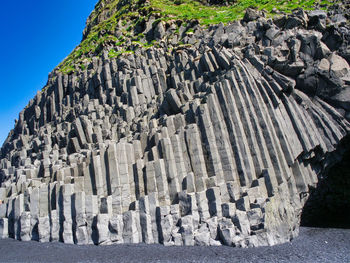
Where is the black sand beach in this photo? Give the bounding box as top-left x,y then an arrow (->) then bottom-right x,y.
0,227 -> 349,263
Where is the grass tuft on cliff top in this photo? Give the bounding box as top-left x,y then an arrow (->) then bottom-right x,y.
57,0 -> 334,74
152,0 -> 332,24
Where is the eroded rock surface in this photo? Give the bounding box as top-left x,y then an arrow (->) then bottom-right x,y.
0,2 -> 349,247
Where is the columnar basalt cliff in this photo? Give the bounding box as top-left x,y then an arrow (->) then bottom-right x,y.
0,0 -> 349,247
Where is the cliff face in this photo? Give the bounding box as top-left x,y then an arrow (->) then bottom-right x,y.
0,1 -> 349,247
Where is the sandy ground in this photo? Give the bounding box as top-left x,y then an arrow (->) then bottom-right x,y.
0,227 -> 349,263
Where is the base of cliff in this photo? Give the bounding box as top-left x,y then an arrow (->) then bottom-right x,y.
0,227 -> 349,263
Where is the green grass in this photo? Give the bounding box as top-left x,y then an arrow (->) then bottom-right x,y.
108,49 -> 122,58
58,0 -> 147,74
151,0 -> 334,24
56,0 -> 335,74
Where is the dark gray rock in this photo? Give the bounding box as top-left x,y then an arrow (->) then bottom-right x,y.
243,8 -> 261,23
154,21 -> 166,40
285,17 -> 303,29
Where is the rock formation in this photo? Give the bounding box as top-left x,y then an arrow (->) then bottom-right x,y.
0,0 -> 349,247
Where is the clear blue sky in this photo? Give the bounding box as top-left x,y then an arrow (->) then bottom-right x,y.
0,0 -> 98,146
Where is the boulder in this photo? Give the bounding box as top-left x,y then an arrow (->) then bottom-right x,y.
308,10 -> 327,31
243,8 -> 261,22
154,21 -> 166,40
285,17 -> 303,29
330,87 -> 350,111
331,14 -> 347,25
318,58 -> 330,72
329,53 -> 350,78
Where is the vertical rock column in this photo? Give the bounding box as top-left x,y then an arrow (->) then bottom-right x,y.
74,192 -> 88,244
30,188 -> 40,241
62,184 -> 74,244
38,184 -> 50,242
14,194 -> 24,240
185,124 -> 208,192
116,143 -> 131,213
